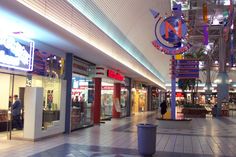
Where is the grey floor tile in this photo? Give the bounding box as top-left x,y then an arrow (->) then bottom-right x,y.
1,112 -> 236,157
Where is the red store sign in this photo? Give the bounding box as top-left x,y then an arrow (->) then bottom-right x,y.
107,69 -> 124,81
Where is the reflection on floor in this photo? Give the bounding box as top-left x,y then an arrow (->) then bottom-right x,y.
1,112 -> 236,157
0,130 -> 23,140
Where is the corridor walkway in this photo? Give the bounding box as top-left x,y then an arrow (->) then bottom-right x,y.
1,112 -> 236,157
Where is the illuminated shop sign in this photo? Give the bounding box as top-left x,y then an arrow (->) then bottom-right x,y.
0,34 -> 34,71
107,69 -> 124,81
150,3 -> 191,55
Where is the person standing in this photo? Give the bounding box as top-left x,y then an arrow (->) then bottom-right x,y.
12,95 -> 22,130
160,100 -> 167,119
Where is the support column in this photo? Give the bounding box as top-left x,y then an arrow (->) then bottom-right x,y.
127,78 -> 132,117
65,53 -> 73,134
217,36 -> 229,116
158,90 -> 162,108
93,78 -> 101,124
205,59 -> 212,98
171,56 -> 176,119
147,86 -> 152,111
112,83 -> 121,118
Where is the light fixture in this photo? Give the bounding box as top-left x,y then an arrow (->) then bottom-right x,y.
206,44 -> 211,50
214,79 -> 219,83
224,0 -> 230,5
231,24 -> 234,30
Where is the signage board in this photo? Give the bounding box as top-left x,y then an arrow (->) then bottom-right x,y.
107,69 -> 124,81
151,3 -> 191,55
73,57 -> 90,76
171,59 -> 199,79
0,34 -> 34,71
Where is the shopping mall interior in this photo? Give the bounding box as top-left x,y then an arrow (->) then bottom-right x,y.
0,0 -> 236,157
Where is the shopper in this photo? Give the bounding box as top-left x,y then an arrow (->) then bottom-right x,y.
160,100 -> 167,119
12,95 -> 22,130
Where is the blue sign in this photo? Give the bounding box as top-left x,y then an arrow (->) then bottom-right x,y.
151,4 -> 191,55
176,73 -> 199,78
174,59 -> 199,79
0,34 -> 34,71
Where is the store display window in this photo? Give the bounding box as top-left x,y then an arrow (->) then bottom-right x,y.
131,87 -> 148,114
120,86 -> 129,117
151,87 -> 159,110
31,49 -> 64,78
31,75 -> 62,130
101,82 -> 113,119
71,74 -> 94,130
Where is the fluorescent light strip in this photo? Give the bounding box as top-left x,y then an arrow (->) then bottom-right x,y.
67,0 -> 165,82
165,83 -> 217,87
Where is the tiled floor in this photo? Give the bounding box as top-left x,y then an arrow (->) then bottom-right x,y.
0,112 -> 236,157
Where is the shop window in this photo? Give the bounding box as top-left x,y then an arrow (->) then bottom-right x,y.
32,75 -> 61,130
120,87 -> 129,117
71,74 -> 94,130
132,88 -> 147,113
101,82 -> 113,119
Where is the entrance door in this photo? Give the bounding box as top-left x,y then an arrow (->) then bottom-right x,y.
0,73 -> 26,140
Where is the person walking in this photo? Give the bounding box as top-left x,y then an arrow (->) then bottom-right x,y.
12,95 -> 22,130
160,100 -> 167,119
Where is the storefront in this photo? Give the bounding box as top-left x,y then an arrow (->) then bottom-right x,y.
151,87 -> 159,110
93,66 -> 129,123
100,78 -> 130,119
131,82 -> 148,114
0,33 -> 66,140
71,56 -> 95,131
121,77 -> 131,117
176,92 -> 185,105
101,81 -> 114,119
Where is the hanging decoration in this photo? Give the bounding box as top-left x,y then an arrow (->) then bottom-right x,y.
202,2 -> 208,45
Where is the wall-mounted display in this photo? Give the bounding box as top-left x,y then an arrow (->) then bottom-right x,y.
32,49 -> 64,78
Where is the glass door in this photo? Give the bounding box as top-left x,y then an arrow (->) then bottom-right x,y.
0,73 -> 26,140
10,75 -> 26,140
0,73 -> 11,140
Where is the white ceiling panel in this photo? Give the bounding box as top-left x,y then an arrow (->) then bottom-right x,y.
92,0 -> 172,82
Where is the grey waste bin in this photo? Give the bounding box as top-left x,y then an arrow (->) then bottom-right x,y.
137,123 -> 157,156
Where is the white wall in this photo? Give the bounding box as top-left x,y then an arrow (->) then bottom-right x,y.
24,87 -> 43,139
0,73 -> 10,109
23,80 -> 66,140
13,75 -> 26,97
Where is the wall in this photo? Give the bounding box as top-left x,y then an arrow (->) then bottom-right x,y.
24,80 -> 66,140
13,75 -> 26,97
0,73 -> 10,109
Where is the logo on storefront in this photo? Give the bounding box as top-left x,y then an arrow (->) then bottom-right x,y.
0,34 -> 34,71
150,8 -> 191,55
107,69 -> 124,81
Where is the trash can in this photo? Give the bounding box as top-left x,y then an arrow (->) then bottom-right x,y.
137,123 -> 157,156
